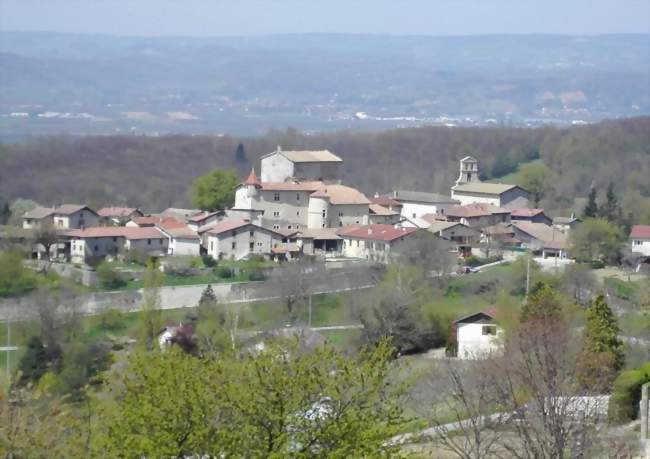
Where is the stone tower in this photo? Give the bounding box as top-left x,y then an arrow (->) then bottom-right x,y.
455,156 -> 481,186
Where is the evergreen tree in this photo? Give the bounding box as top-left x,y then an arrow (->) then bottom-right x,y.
600,182 -> 620,223
198,284 -> 217,309
577,295 -> 624,391
18,336 -> 50,383
583,188 -> 599,218
0,197 -> 10,225
235,143 -> 247,163
520,284 -> 563,323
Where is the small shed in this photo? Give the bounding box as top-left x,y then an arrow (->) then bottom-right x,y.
454,309 -> 503,359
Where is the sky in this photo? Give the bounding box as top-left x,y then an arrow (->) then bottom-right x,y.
0,0 -> 649,37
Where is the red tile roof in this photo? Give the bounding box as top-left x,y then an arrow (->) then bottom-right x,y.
511,208 -> 545,218
369,195 -> 402,207
133,216 -> 186,229
205,219 -> 250,235
65,226 -> 165,240
446,203 -> 510,218
243,168 -> 261,187
338,224 -> 418,242
630,225 -> 650,239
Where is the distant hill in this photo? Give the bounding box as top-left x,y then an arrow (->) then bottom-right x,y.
0,32 -> 648,137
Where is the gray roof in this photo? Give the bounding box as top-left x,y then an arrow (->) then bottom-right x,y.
263,149 -> 342,163
23,206 -> 54,219
393,190 -> 458,204
452,182 -> 523,195
54,204 -> 96,216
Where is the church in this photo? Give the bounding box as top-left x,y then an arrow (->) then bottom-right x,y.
450,156 -> 530,209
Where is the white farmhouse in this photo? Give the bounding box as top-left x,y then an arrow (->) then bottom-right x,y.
52,205 -> 100,229
338,224 -> 421,264
66,226 -> 168,264
454,310 -> 503,359
260,147 -> 342,183
630,225 -> 650,257
156,225 -> 201,256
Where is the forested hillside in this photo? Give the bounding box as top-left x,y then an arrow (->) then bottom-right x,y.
0,117 -> 648,222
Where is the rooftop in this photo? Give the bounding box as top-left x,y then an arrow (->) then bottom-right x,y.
630,225 -> 650,239
23,206 -> 54,219
446,203 -> 510,218
260,181 -> 325,192
268,149 -> 343,163
452,182 -> 522,195
310,184 -> 370,205
338,224 -> 418,242
392,190 -> 458,204
65,226 -> 165,240
205,219 -> 251,235
132,216 -> 186,229
511,221 -> 567,250
369,203 -> 399,216
54,204 -> 94,215
511,208 -> 546,218
297,228 -> 342,240
370,195 -> 402,207
186,210 -> 223,223
97,206 -> 140,218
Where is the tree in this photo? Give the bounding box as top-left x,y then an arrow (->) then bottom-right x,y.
33,220 -> 58,263
234,142 -> 247,163
599,182 -> 621,224
583,188 -> 599,219
561,263 -> 597,304
139,260 -> 163,350
516,162 -> 556,207
0,197 -> 10,225
190,167 -> 239,211
7,199 -> 38,226
94,339 -> 407,457
576,295 -> 624,391
0,249 -> 38,297
96,262 -> 126,290
520,284 -> 564,323
18,336 -> 50,384
569,218 -> 624,264
395,232 -> 455,278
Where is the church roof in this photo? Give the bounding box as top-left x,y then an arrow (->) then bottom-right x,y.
452,182 -> 523,196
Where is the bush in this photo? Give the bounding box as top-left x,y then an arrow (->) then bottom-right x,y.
463,255 -> 502,267
98,308 -> 127,332
590,260 -> 606,269
0,249 -> 38,297
215,266 -> 233,279
188,257 -> 202,269
96,262 -> 127,290
248,269 -> 266,282
202,254 -> 217,268
608,362 -> 650,424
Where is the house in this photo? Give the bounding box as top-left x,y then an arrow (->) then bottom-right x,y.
156,225 -> 201,256
451,157 -> 529,208
392,190 -> 458,219
370,194 -> 402,214
553,215 -> 581,233
127,215 -> 186,228
368,203 -> 401,224
445,203 -> 511,229
52,205 -> 100,229
97,207 -> 144,225
454,309 -> 503,359
511,221 -> 568,258
511,208 -> 552,225
338,224 -> 420,263
423,218 -> 479,254
233,169 -> 370,231
260,147 -> 342,183
630,225 -> 650,257
204,218 -> 284,260
65,226 -> 168,264
481,223 -> 519,247
22,206 -> 54,229
185,210 -> 224,231
295,228 -> 342,257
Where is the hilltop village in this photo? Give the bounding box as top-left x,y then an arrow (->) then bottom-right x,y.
14,147 -> 649,268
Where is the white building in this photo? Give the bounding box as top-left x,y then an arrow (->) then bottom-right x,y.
66,226 -> 168,264
392,190 -> 458,220
157,226 -> 201,256
630,225 -> 650,257
260,147 -> 342,183
338,224 -> 421,264
455,310 -> 503,359
204,218 -> 284,260
450,157 -> 529,209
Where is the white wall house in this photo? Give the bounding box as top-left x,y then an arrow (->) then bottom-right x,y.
205,219 -> 284,260
392,190 -> 458,220
630,225 -> 650,257
156,226 -> 201,256
455,310 -> 503,359
66,226 -> 167,264
338,224 -> 420,264
186,210 -> 224,231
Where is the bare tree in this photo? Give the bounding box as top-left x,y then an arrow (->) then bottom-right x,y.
33,220 -> 59,265
492,317 -> 607,459
277,259 -> 322,326
419,358 -> 508,459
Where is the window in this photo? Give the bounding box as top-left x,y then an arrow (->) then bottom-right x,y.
634,240 -> 641,246
322,224 -> 325,228
273,211 -> 280,217
296,211 -> 300,216
210,241 -> 214,251
321,209 -> 326,218
94,245 -> 98,251
338,211 -> 343,217
412,213 -> 416,218
274,192 -> 280,201
296,193 -> 300,201
231,242 -> 236,249
287,225 -> 292,229
482,325 -> 497,336
250,230 -> 254,237
249,242 -> 254,250
257,242 -> 262,247
232,230 -> 237,237
147,239 -> 151,245
356,240 -> 359,247
113,237 -> 117,242
339,221 -> 342,227
273,224 -> 280,230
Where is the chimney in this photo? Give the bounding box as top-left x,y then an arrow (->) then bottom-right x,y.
277,145 -> 282,152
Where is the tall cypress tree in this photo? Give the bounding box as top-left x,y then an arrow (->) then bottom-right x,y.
583,188 -> 599,219
235,143 -> 247,163
577,295 -> 624,391
600,182 -> 620,223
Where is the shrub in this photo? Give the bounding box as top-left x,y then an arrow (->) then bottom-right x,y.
215,266 -> 233,279
202,254 -> 217,268
96,262 -> 127,290
590,260 -> 606,269
608,362 -> 650,423
248,269 -> 266,282
98,308 -> 127,332
188,257 -> 202,269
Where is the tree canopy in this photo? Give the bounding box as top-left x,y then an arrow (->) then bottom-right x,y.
190,167 -> 239,211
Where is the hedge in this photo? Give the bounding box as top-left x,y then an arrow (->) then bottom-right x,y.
608,362 -> 650,424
